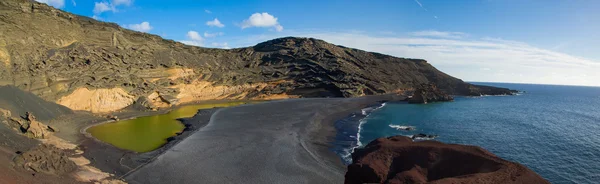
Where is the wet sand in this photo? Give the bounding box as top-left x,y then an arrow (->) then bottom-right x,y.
125,95 -> 404,183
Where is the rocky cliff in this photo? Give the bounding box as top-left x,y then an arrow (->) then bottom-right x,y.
345,136 -> 549,184
0,0 -> 514,113
408,83 -> 454,104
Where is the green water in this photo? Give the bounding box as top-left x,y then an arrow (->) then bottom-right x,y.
87,102 -> 247,152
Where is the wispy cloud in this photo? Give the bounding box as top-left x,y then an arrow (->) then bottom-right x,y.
225,30 -> 600,86
204,32 -> 224,38
412,30 -> 467,39
92,0 -> 133,15
204,9 -> 212,14
414,0 -> 427,11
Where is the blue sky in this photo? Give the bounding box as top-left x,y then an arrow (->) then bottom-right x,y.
37,0 -> 600,86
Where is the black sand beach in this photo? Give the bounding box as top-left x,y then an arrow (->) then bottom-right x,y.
125,95 -> 404,183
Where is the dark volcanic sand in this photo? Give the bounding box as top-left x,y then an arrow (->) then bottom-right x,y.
125,96 -> 404,184
77,108 -> 220,178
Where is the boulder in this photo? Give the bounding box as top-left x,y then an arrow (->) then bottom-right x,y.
345,136 -> 549,184
22,112 -> 55,139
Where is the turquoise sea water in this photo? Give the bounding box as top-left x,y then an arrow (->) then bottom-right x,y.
332,83 -> 600,184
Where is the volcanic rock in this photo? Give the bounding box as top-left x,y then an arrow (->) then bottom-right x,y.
411,133 -> 438,140
409,83 -> 454,104
0,0 -> 515,113
1,111 -> 56,139
345,136 -> 549,184
13,144 -> 77,176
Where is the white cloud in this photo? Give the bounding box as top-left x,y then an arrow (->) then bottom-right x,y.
205,9 -> 212,14
127,22 -> 152,32
93,2 -> 114,14
227,30 -> 600,86
211,42 -> 230,49
92,15 -> 102,20
241,12 -> 283,32
206,18 -> 225,28
71,0 -> 76,6
187,31 -> 202,41
412,30 -> 467,39
204,32 -> 224,38
36,0 -> 65,8
180,31 -> 204,46
112,0 -> 132,6
93,0 -> 133,14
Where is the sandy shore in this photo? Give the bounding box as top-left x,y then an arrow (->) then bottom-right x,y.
125,95 -> 404,183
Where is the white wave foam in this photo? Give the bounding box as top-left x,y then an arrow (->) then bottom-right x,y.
343,102 -> 388,162
361,103 -> 387,115
389,124 -> 416,131
412,136 -> 436,140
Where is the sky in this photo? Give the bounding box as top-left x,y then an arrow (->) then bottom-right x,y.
36,0 -> 600,86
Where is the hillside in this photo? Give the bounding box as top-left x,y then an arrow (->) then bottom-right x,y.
0,0 -> 514,113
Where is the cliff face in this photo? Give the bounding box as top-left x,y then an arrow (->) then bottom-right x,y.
346,136 -> 549,184
0,0 -> 514,113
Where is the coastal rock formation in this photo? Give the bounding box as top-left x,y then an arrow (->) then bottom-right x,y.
345,136 -> 549,184
411,133 -> 438,140
0,0 -> 515,113
408,83 -> 454,104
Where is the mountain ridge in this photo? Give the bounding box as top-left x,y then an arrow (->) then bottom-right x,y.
0,0 -> 514,113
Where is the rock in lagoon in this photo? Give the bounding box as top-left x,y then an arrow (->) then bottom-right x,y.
345,136 -> 549,184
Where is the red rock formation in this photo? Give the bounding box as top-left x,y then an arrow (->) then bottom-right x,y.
345,136 -> 549,184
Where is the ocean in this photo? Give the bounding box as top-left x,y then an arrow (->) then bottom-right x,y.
331,82 -> 600,184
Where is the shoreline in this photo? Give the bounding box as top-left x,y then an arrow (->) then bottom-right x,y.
72,100 -> 258,181
78,99 -> 260,152
124,94 -> 406,183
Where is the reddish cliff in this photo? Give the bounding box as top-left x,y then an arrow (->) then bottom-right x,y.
345,136 -> 549,184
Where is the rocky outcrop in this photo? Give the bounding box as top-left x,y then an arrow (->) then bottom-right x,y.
21,112 -> 56,138
13,144 -> 77,176
1,111 -> 56,139
56,88 -> 136,113
345,136 -> 549,184
408,83 -> 454,104
0,0 -> 515,113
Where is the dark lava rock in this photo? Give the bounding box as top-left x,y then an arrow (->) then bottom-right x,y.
346,136 -> 549,184
409,83 -> 454,104
411,133 -> 438,140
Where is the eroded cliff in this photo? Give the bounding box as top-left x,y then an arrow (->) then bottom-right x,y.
0,0 -> 515,113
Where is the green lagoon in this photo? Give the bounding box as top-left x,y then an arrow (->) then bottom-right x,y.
87,102 -> 247,152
